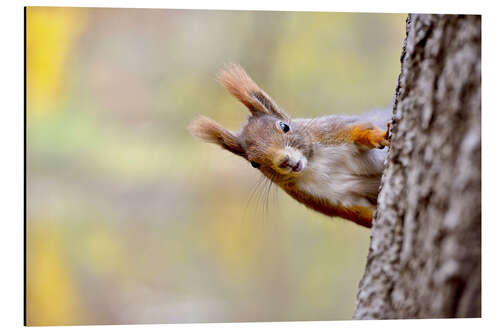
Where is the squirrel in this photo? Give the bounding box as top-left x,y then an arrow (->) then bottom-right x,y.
189,64 -> 391,228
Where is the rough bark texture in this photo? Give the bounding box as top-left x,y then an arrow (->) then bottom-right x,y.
354,14 -> 481,319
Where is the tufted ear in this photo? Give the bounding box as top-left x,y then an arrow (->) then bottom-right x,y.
217,63 -> 289,119
188,115 -> 246,158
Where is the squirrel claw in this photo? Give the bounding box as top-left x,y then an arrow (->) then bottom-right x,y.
384,121 -> 391,141
377,139 -> 390,149
367,128 -> 390,149
351,124 -> 390,150
373,121 -> 391,149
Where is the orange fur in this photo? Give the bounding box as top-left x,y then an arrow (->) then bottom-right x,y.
188,115 -> 245,157
311,122 -> 390,149
350,124 -> 390,149
217,64 -> 260,111
217,64 -> 288,119
283,185 -> 373,228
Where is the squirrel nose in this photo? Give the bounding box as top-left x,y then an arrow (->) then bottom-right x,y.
274,148 -> 306,174
278,155 -> 292,169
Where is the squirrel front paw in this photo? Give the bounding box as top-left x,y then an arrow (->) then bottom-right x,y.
351,122 -> 390,149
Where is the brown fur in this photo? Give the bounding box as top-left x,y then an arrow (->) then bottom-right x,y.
189,115 -> 245,157
282,185 -> 373,228
217,64 -> 288,119
306,119 -> 389,148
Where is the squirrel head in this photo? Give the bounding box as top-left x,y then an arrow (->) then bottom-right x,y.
189,64 -> 313,183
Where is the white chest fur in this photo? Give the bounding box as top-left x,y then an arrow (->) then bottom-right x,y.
294,143 -> 386,208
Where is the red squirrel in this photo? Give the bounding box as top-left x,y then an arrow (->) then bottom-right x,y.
189,64 -> 391,228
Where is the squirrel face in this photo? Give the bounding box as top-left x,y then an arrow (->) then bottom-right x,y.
189,64 -> 314,184
240,115 -> 313,182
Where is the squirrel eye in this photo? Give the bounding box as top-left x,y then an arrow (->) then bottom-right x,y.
279,121 -> 290,133
250,161 -> 261,169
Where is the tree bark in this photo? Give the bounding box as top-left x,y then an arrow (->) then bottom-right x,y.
354,14 -> 481,319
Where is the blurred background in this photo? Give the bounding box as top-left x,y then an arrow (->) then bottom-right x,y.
26,7 -> 406,325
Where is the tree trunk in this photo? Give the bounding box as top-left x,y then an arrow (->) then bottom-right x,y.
354,14 -> 481,319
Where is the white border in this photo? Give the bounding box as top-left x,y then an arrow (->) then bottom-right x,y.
2,0 -> 499,332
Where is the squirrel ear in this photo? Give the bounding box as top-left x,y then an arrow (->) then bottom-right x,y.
217,63 -> 289,119
188,116 -> 246,158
